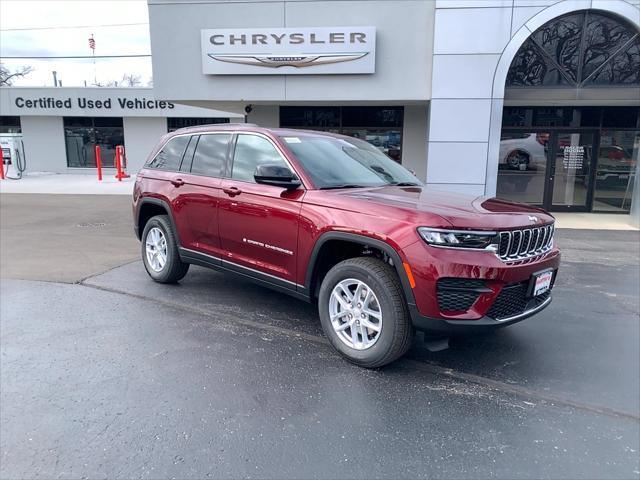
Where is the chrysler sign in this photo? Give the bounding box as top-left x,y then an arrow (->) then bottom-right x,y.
201,27 -> 376,75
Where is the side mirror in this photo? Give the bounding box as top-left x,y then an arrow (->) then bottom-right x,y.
254,164 -> 301,190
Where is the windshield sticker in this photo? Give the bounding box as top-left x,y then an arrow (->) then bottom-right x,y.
283,137 -> 301,143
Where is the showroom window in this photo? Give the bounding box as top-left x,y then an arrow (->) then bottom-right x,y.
498,106 -> 639,213
167,117 -> 230,132
0,116 -> 21,134
280,106 -> 404,162
64,117 -> 124,168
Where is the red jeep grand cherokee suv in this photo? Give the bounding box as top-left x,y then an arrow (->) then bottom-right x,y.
133,124 -> 560,368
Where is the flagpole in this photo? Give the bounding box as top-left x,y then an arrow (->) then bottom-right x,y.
91,34 -> 96,85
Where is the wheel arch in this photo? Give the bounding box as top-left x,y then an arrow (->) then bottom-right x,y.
506,148 -> 531,161
303,232 -> 416,307
136,197 -> 181,245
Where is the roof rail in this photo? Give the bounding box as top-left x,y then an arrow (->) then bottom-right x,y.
199,122 -> 258,127
171,123 -> 259,133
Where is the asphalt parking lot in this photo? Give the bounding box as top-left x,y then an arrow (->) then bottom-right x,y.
1,193 -> 639,479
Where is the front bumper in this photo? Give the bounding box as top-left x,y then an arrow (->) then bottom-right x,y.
401,239 -> 560,332
409,293 -> 552,334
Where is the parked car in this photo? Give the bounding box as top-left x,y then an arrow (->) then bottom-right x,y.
133,125 -> 560,368
499,132 -> 548,170
596,145 -> 637,188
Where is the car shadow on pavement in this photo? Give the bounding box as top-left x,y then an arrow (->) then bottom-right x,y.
84,257 -> 639,417
85,261 -> 542,377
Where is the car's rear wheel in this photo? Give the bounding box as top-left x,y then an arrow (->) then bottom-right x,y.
141,215 -> 189,283
507,150 -> 530,170
318,257 -> 414,368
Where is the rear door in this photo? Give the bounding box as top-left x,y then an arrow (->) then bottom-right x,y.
173,133 -> 232,259
143,134 -> 192,244
218,133 -> 305,286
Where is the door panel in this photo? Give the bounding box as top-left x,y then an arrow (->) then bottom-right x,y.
172,133 -> 232,258
218,179 -> 304,284
173,175 -> 224,258
549,132 -> 595,210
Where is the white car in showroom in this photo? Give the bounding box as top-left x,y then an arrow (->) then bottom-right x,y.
499,132 -> 548,170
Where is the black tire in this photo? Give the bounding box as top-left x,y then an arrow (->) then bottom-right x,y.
141,215 -> 189,283
507,150 -> 530,170
318,257 -> 414,368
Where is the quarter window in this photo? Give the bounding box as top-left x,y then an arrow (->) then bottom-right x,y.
231,134 -> 288,183
190,134 -> 231,177
147,135 -> 189,171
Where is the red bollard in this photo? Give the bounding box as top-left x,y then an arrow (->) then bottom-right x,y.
114,145 -> 130,181
94,145 -> 103,181
0,159 -> 5,180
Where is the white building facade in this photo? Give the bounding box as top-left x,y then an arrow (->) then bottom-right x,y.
0,87 -> 243,173
2,0 -> 639,222
146,0 -> 640,220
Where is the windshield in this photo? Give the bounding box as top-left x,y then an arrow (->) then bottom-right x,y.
279,134 -> 422,189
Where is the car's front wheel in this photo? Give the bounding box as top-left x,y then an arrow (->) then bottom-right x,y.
318,257 -> 414,368
141,215 -> 189,283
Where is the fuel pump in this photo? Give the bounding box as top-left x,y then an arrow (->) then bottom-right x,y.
0,135 -> 27,180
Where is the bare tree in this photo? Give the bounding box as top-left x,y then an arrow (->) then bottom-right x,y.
121,73 -> 141,87
0,64 -> 34,86
92,73 -> 142,88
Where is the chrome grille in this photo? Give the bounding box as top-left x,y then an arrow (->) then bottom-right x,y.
497,224 -> 554,261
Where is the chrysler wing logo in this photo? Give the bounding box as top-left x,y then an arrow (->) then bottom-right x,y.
208,52 -> 368,68
528,215 -> 539,223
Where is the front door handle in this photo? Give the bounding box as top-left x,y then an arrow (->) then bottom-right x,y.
171,178 -> 185,187
223,186 -> 242,197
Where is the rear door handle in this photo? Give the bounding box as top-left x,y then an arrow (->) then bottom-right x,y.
223,186 -> 241,197
171,178 -> 185,187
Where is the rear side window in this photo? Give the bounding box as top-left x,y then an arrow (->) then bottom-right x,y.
190,134 -> 231,177
232,134 -> 287,182
147,135 -> 189,171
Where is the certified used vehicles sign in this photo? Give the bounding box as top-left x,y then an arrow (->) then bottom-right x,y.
200,27 -> 376,75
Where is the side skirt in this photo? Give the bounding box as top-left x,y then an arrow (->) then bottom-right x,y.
178,247 -> 311,303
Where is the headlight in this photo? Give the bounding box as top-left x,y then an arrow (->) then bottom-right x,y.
417,227 -> 497,250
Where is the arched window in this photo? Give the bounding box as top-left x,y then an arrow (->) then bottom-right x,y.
507,10 -> 640,87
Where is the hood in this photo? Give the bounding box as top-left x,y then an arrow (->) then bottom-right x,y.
333,185 -> 554,229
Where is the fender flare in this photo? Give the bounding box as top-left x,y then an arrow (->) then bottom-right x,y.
303,231 -> 417,307
136,197 -> 181,245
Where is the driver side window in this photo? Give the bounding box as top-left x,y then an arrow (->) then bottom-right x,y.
231,134 -> 288,183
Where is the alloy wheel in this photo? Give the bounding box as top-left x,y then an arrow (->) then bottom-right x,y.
328,278 -> 383,350
145,227 -> 168,272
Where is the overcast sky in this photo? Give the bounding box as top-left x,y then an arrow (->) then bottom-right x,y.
0,0 -> 152,87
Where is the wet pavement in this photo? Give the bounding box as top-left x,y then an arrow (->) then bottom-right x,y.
1,275 -> 638,479
1,194 -> 639,479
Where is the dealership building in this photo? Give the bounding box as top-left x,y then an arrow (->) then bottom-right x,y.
0,88 -> 242,173
2,0 -> 639,220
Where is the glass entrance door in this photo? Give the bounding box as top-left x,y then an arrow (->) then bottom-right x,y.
548,132 -> 596,211
497,130 -> 599,211
497,131 -> 550,206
